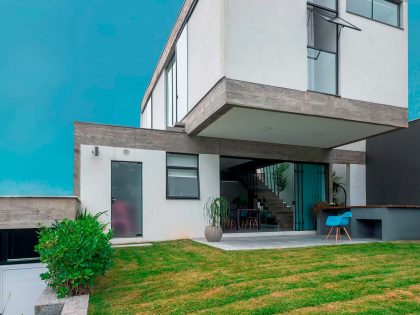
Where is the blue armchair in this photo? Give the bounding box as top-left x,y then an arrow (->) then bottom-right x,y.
326,212 -> 352,242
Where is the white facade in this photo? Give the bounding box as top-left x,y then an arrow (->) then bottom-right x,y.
95,0 -> 408,242
141,0 -> 408,127
225,0 -> 308,91
151,74 -> 166,130
80,144 -> 220,242
340,1 -> 408,108
187,0 -> 224,110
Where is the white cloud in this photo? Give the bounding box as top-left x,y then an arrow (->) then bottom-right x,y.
0,180 -> 72,196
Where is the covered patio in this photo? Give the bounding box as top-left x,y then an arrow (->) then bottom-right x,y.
194,233 -> 380,251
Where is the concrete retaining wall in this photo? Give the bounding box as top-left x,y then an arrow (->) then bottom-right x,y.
0,196 -> 80,229
35,287 -> 89,315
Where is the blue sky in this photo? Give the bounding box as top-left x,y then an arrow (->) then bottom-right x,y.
0,0 -> 419,196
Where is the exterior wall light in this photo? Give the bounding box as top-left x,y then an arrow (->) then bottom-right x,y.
92,146 -> 100,157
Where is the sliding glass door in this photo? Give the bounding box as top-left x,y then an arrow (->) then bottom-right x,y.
111,161 -> 143,238
294,163 -> 327,231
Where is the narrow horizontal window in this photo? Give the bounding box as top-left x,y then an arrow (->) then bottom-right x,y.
347,0 -> 401,28
166,153 -> 199,199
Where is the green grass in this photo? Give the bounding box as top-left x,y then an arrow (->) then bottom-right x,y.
88,240 -> 420,315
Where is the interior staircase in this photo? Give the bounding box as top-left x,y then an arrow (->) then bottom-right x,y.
235,171 -> 294,230
255,178 -> 293,230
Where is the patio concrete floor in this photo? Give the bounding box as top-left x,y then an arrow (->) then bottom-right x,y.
193,234 -> 381,251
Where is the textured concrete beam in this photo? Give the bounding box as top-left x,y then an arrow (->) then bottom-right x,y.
0,197 -> 80,229
183,78 -> 408,135
332,149 -> 365,165
74,122 -> 336,195
74,122 -> 368,198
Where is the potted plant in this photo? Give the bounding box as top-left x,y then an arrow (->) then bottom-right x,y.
204,196 -> 229,242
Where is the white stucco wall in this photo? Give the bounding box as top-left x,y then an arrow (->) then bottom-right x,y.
141,98 -> 152,129
80,145 -> 220,242
187,0 -> 223,109
152,73 -> 166,130
224,0 -> 308,92
339,1 -> 408,108
347,164 -> 366,206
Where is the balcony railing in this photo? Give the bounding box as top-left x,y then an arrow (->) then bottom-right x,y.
307,47 -> 337,95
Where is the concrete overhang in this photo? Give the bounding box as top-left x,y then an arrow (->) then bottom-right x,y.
182,78 -> 408,149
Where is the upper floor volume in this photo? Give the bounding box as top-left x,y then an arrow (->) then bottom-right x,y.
140,0 -> 408,149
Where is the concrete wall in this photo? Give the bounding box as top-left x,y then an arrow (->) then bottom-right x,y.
0,197 -> 79,229
187,0 -> 223,109
339,1 -> 408,108
80,144 -> 220,242
367,119 -> 420,205
336,141 -> 366,152
225,0 -> 307,92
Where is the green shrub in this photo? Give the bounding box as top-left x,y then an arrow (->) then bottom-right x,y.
35,210 -> 113,298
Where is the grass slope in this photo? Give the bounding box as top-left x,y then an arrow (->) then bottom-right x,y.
89,240 -> 420,315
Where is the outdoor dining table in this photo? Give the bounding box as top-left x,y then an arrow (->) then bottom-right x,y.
234,208 -> 261,230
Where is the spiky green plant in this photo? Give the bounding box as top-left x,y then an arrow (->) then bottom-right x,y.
204,196 -> 230,227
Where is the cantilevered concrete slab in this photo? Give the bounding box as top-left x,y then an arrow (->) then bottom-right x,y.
183,78 -> 408,148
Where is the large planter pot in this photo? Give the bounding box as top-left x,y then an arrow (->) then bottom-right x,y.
204,226 -> 223,242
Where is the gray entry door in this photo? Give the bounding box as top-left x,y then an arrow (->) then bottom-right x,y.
111,161 -> 143,238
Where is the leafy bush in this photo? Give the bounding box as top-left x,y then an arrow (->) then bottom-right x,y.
36,210 -> 113,298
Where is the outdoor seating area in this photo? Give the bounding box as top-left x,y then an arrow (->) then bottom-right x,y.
319,205 -> 420,241
224,209 -> 261,231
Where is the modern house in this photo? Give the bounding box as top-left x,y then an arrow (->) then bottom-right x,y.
75,0 -> 408,244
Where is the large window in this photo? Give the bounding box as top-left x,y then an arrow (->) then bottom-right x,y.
347,0 -> 401,27
307,5 -> 338,95
166,153 -> 199,199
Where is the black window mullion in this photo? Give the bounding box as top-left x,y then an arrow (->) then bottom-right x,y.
166,153 -> 200,199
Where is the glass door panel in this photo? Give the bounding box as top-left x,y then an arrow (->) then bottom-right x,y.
294,163 -> 327,231
111,161 -> 142,238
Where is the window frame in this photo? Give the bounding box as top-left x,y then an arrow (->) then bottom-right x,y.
1,229 -> 40,265
346,0 -> 402,29
307,3 -> 340,96
166,152 -> 200,200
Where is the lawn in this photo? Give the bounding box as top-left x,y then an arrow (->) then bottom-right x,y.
89,240 -> 420,314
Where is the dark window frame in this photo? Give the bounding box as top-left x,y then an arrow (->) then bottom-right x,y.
166,152 -> 200,200
307,0 -> 339,13
346,0 -> 402,29
110,160 -> 144,238
307,2 -> 340,96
